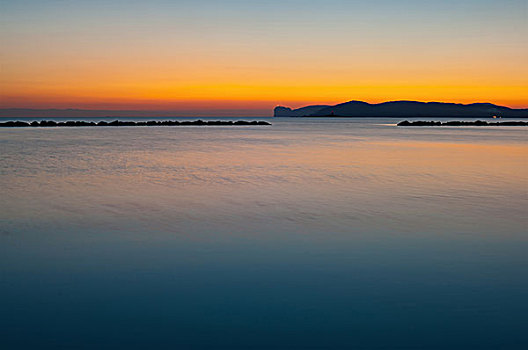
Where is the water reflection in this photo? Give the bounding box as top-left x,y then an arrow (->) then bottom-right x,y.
1,119 -> 527,348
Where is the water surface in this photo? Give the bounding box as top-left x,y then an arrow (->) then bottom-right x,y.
1,118 -> 527,349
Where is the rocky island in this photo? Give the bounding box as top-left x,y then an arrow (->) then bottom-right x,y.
275,101 -> 528,118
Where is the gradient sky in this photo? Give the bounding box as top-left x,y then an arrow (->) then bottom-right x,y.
1,0 -> 527,114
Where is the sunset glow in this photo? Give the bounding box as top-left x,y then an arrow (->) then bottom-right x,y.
1,0 -> 527,114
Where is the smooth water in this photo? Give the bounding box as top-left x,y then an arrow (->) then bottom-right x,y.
1,118 -> 527,349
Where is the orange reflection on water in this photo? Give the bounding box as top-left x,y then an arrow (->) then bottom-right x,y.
1,125 -> 526,238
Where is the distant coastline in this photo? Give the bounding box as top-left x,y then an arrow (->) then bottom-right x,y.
274,101 -> 528,118
0,109 -> 270,119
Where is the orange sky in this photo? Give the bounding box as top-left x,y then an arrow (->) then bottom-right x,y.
1,1 -> 527,113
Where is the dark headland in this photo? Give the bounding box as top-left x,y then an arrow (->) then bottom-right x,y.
275,101 -> 528,118
0,120 -> 271,127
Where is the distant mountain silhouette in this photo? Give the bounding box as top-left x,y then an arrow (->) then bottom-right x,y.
274,101 -> 528,117
274,105 -> 330,117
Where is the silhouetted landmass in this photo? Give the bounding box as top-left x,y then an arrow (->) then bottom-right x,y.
398,120 -> 528,126
274,101 -> 528,118
274,105 -> 330,117
0,120 -> 271,127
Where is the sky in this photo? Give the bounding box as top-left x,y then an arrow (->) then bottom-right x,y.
1,0 -> 527,115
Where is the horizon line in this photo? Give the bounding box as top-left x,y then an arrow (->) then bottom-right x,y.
2,99 -> 528,111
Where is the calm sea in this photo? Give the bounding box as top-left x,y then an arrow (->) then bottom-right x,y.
1,117 -> 527,349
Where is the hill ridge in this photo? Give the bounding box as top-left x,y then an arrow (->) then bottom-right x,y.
274,101 -> 528,117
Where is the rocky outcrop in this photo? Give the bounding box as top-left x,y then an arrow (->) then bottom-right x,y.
0,120 -> 272,127
274,105 -> 329,117
397,120 -> 528,126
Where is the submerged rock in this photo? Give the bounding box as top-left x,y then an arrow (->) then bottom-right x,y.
397,120 -> 528,126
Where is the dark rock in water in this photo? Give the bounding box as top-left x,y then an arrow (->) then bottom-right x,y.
0,120 -> 272,128
40,120 -> 57,127
2,121 -> 30,127
398,120 -> 528,126
208,120 -> 233,125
